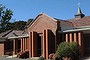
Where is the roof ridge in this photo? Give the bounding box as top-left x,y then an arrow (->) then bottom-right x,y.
2,30 -> 13,37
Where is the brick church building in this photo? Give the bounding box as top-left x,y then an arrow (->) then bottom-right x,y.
0,7 -> 90,59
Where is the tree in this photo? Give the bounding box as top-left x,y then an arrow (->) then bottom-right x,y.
6,22 -> 14,30
13,21 -> 27,30
3,20 -> 27,31
26,19 -> 33,26
0,4 -> 13,33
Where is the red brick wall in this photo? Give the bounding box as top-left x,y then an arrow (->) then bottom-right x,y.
0,43 -> 4,56
28,14 -> 57,34
65,32 -> 82,45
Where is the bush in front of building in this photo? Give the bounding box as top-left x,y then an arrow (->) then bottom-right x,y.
56,42 -> 80,60
38,56 -> 45,60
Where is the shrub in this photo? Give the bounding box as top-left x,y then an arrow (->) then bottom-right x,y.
38,56 -> 45,60
69,42 -> 80,59
56,42 -> 80,60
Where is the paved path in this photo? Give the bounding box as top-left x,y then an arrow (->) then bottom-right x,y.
81,57 -> 90,60
0,56 -> 40,60
0,57 -> 30,60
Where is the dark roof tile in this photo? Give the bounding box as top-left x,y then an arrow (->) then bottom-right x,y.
68,16 -> 90,27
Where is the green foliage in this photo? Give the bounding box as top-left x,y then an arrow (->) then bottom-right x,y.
13,21 -> 27,30
0,4 -> 13,33
56,42 -> 79,60
6,22 -> 14,30
38,56 -> 45,60
26,19 -> 33,25
4,21 -> 27,31
68,42 -> 80,60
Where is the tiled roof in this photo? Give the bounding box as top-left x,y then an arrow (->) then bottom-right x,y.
0,30 -> 12,38
60,20 -> 74,27
55,18 -> 74,27
68,16 -> 90,27
0,30 -> 25,42
5,30 -> 24,38
0,30 -> 24,38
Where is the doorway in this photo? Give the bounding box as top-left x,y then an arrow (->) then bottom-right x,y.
83,34 -> 90,56
37,34 -> 42,56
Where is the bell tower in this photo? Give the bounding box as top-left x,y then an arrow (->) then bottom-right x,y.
75,3 -> 85,18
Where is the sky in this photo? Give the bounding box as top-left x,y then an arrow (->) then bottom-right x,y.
0,0 -> 90,21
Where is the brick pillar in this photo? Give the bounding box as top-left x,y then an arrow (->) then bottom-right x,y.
46,29 -> 49,59
29,32 -> 32,58
23,38 -> 25,51
21,38 -> 23,51
27,38 -> 30,50
32,32 -> 34,57
24,38 -> 25,51
26,38 -> 27,50
42,30 -> 46,58
13,39 -> 15,55
78,32 -> 84,57
74,33 -> 77,42
78,32 -> 81,46
25,38 -> 27,50
66,34 -> 68,42
22,38 -> 24,52
22,38 -> 23,51
13,39 -> 17,55
70,33 -> 72,42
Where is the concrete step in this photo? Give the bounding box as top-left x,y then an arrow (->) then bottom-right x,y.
6,55 -> 17,58
31,57 -> 39,60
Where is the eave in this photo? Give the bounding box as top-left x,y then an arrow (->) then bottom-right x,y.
8,35 -> 29,39
63,27 -> 90,33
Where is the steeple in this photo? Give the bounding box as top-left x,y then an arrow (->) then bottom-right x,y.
75,7 -> 85,18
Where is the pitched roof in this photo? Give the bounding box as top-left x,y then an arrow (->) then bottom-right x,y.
0,30 -> 24,38
26,13 -> 90,29
60,20 -> 74,27
55,18 -> 74,27
5,30 -> 24,38
0,30 -> 12,38
68,16 -> 90,27
27,13 -> 57,28
27,13 -> 44,28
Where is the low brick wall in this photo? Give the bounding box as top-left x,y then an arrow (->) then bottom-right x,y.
0,43 -> 4,56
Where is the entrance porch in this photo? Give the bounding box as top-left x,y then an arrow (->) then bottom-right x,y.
4,39 -> 21,56
29,29 -> 55,59
4,37 -> 29,57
